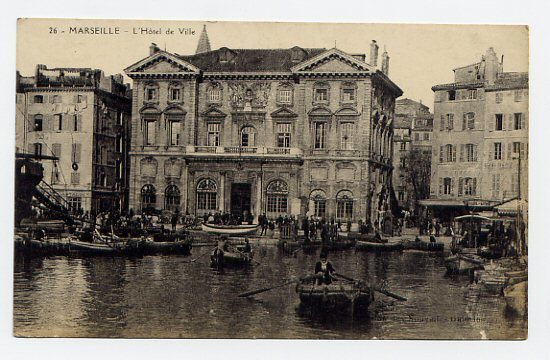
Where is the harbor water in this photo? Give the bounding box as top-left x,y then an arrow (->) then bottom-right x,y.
13,245 -> 527,339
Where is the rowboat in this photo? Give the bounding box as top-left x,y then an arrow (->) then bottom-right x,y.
142,239 -> 192,255
296,277 -> 374,313
503,281 -> 527,316
401,240 -> 444,252
68,238 -> 145,256
201,223 -> 259,235
14,234 -> 71,256
444,253 -> 484,274
210,247 -> 254,267
355,241 -> 403,252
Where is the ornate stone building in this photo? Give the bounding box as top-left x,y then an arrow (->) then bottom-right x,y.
124,39 -> 402,224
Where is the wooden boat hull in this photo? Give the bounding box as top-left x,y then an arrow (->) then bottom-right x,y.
355,241 -> 403,252
210,248 -> 253,267
201,223 -> 259,235
69,239 -> 145,256
142,240 -> 192,255
296,281 -> 374,312
14,235 -> 70,256
444,254 -> 484,274
402,240 -> 444,252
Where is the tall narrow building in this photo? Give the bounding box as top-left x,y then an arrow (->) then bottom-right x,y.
195,25 -> 211,54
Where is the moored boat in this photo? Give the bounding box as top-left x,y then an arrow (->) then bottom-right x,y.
68,238 -> 145,256
201,223 -> 259,235
296,277 -> 374,313
142,239 -> 192,255
402,239 -> 444,252
444,253 -> 484,274
355,240 -> 403,252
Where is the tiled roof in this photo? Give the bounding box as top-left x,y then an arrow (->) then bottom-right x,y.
486,72 -> 528,91
179,48 -> 327,72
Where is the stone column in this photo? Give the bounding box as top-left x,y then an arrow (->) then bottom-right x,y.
219,171 -> 226,212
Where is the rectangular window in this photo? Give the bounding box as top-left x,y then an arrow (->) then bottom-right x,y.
146,88 -> 157,101
468,89 -> 477,100
52,95 -> 62,104
207,123 -> 220,147
315,88 -> 329,103
415,133 -> 420,141
208,89 -> 221,102
144,120 -> 156,145
514,113 -> 523,130
400,142 -> 406,151
513,142 -> 521,155
197,193 -> 217,211
398,191 -> 405,201
314,122 -> 326,149
314,199 -> 326,218
424,133 -> 430,141
34,143 -> 42,156
340,122 -> 354,150
342,88 -> 355,102
276,123 -> 291,148
67,197 -> 82,212
465,144 -> 476,162
443,178 -> 452,195
34,116 -> 43,131
463,113 -> 475,130
496,92 -> 503,103
34,95 -> 44,104
495,114 -> 503,131
448,90 -> 456,101
168,121 -> 181,146
55,114 -> 63,131
278,89 -> 292,104
494,142 -> 502,160
169,88 -> 181,102
336,200 -> 353,220
514,90 -> 522,102
446,113 -> 454,130
267,195 -> 288,214
71,172 -> 80,185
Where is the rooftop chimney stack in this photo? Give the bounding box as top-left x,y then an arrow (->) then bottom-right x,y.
149,43 -> 160,56
484,47 -> 499,85
370,40 -> 379,67
381,47 -> 390,75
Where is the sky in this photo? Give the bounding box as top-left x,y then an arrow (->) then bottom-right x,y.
17,19 -> 528,112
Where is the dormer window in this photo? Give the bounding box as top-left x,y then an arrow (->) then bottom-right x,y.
219,48 -> 234,63
291,47 -> 305,63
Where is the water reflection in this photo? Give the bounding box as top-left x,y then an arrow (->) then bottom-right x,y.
13,246 -> 526,339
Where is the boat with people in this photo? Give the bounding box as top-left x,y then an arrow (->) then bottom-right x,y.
201,222 -> 260,236
68,236 -> 145,256
141,232 -> 193,255
210,245 -> 254,268
355,240 -> 404,252
295,276 -> 374,313
401,239 -> 444,252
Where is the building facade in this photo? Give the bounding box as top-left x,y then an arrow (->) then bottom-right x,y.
16,65 -> 132,214
124,40 -> 402,225
429,48 -> 528,219
393,98 -> 433,211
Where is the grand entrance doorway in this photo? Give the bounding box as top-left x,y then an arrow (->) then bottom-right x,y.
231,183 -> 251,219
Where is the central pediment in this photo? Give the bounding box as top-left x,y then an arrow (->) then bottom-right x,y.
125,51 -> 201,77
291,48 -> 374,74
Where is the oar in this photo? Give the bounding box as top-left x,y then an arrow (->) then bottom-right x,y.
186,248 -> 213,263
238,279 -> 297,298
333,273 -> 408,302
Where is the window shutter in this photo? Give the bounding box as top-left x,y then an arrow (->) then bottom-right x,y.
440,115 -> 445,131
72,143 -> 81,163
439,178 -> 443,195
73,95 -> 78,103
460,144 -> 464,162
49,95 -> 54,104
439,146 -> 443,163
520,113 -> 525,129
473,113 -> 478,130
449,114 -> 454,130
473,178 -> 477,195
452,145 -> 457,162
451,178 -> 455,195
507,114 -> 513,130
507,143 -> 512,160
76,114 -> 82,131
520,143 -> 525,159
458,178 -> 463,196
501,115 -> 506,130
474,145 -> 478,162
462,113 -> 466,130
488,145 -> 493,161
27,143 -> 34,154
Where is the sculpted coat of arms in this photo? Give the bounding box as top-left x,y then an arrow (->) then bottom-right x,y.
228,82 -> 271,109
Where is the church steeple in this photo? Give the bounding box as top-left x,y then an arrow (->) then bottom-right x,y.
195,25 -> 211,54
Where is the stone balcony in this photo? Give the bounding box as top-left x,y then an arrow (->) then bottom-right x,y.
186,145 -> 303,158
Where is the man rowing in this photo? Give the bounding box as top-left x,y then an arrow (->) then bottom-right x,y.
314,250 -> 335,285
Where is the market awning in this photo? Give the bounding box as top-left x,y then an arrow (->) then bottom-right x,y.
454,214 -> 492,222
494,199 -> 528,216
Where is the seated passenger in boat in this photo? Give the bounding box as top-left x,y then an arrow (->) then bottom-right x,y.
242,238 -> 251,253
315,250 -> 335,285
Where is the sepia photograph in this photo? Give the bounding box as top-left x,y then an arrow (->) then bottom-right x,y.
12,17 -> 530,341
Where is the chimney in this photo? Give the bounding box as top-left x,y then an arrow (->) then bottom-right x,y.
381,48 -> 390,75
369,40 -> 379,67
149,43 -> 160,56
484,47 -> 499,85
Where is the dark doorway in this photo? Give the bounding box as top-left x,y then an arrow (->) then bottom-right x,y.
231,183 -> 251,219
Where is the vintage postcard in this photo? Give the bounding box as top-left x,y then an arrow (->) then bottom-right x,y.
14,19 -> 528,339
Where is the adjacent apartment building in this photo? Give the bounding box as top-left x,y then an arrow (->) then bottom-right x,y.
16,65 -> 132,214
392,98 -> 433,211
428,47 -> 528,219
124,35 -> 402,225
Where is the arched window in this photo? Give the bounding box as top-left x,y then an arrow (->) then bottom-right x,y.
310,189 -> 326,218
266,180 -> 289,215
196,179 -> 217,212
141,184 -> 157,212
336,190 -> 354,220
240,126 -> 257,147
165,185 -> 181,211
